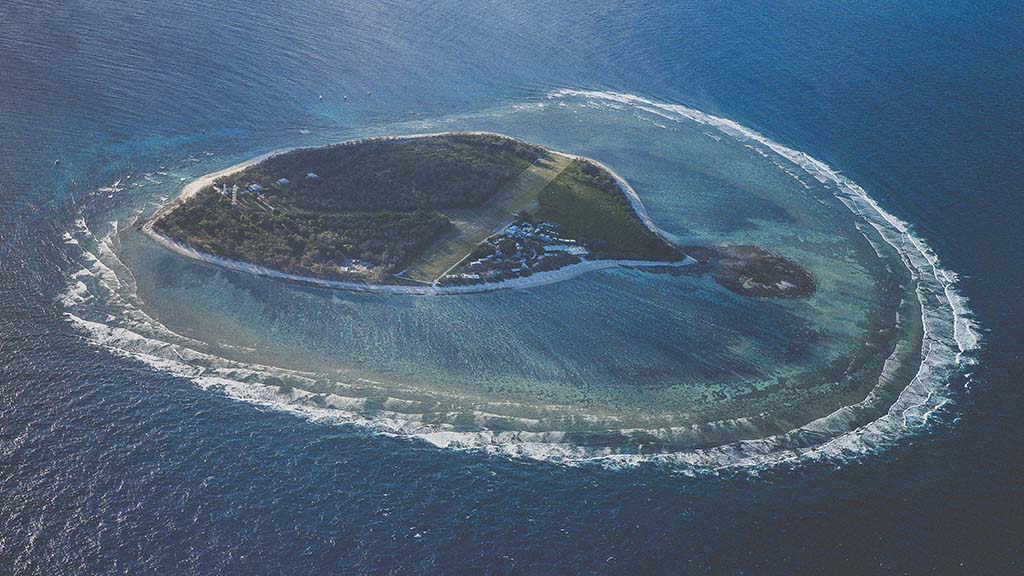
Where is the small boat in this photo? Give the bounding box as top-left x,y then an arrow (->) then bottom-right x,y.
318,94 -> 323,101
54,159 -> 60,166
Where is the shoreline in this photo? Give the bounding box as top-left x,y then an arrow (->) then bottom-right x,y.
145,226 -> 697,295
69,92 -> 976,467
142,131 -> 694,295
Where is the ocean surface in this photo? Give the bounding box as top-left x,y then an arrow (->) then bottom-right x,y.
2,1 -> 1021,573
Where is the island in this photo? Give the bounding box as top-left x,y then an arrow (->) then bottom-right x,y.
145,132 -> 814,297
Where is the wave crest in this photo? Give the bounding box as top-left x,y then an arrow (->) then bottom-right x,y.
58,91 -> 981,473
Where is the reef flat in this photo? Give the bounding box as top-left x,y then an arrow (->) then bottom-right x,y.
146,132 -> 811,298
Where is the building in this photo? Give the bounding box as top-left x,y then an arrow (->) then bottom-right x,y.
275,178 -> 290,186
246,183 -> 263,193
306,172 -> 318,180
544,245 -> 571,253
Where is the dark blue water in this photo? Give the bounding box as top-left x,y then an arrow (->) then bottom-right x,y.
2,1 -> 1021,573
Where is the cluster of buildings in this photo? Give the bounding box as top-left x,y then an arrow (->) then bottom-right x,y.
217,172 -> 318,210
445,219 -> 590,284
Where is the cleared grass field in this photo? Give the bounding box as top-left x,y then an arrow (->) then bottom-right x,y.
533,160 -> 681,261
400,152 -> 573,283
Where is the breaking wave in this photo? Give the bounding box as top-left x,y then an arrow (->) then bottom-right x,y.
57,91 -> 981,473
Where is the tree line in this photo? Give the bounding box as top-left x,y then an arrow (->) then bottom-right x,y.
154,190 -> 450,278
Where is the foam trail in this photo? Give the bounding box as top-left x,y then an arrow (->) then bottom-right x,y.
58,92 -> 981,473
542,89 -> 979,468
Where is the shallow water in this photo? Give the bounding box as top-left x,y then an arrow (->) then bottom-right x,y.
60,91 -> 967,466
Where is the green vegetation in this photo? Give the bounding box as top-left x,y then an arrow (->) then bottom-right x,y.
400,153 -> 572,283
153,134 -> 542,280
154,190 -> 450,280
533,160 -> 681,260
468,243 -> 496,260
220,133 -> 542,212
152,133 -> 682,285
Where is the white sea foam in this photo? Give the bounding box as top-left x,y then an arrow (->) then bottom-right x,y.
539,89 -> 980,468
59,91 -> 981,473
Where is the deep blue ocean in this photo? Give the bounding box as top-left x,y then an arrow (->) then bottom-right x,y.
1,1 -> 1021,573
